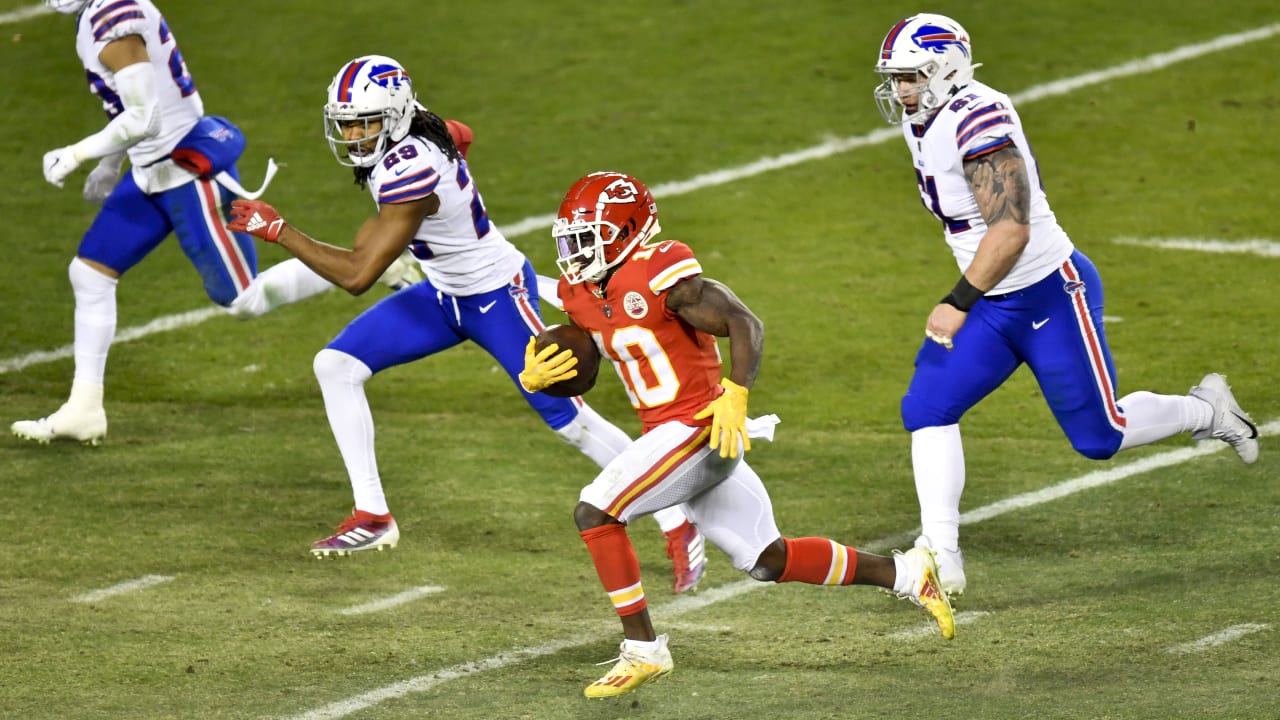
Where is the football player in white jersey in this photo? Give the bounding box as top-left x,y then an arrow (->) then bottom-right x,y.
227,56 -> 706,590
13,0 -> 335,446
873,13 -> 1259,598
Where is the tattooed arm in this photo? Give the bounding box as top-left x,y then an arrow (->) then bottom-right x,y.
959,143 -> 1032,292
922,143 -> 1033,349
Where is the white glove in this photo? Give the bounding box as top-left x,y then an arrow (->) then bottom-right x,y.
43,146 -> 82,188
82,155 -> 123,205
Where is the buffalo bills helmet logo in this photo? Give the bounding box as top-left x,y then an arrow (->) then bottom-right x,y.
912,24 -> 971,58
368,64 -> 410,90
1064,280 -> 1086,295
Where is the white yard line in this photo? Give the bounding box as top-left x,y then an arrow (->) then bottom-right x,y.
337,585 -> 446,616
69,574 -> 175,603
5,21 -> 1278,376
283,419 -> 1277,720
1167,624 -> 1270,654
1114,237 -> 1280,257
0,3 -> 51,25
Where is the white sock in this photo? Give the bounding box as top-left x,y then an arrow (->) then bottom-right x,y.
623,636 -> 663,652
1117,391 -> 1213,451
313,348 -> 388,515
69,257 -> 117,388
229,258 -> 332,319
555,402 -> 631,466
912,424 -> 965,552
892,552 -> 912,595
652,506 -> 690,533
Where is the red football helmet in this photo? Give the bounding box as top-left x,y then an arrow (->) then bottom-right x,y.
553,172 -> 661,284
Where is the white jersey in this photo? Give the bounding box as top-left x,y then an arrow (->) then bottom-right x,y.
368,135 -> 524,296
901,80 -> 1073,294
74,0 -> 202,193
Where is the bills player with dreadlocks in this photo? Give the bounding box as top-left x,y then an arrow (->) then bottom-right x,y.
12,0 -> 343,445
227,57 -> 706,587
872,13 -> 1259,598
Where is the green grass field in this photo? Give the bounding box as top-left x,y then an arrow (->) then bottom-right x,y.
1,1 -> 1278,718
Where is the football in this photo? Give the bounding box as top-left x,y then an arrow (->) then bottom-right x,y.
534,324 -> 600,398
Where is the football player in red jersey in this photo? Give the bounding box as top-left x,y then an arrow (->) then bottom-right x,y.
519,172 -> 956,698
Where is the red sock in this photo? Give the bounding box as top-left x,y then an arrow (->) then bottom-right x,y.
777,536 -> 858,585
580,523 -> 647,616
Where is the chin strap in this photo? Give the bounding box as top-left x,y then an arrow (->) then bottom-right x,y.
213,158 -> 279,200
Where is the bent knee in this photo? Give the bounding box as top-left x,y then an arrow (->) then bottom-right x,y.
901,395 -> 961,432
313,347 -> 370,385
748,538 -> 787,582
1070,431 -> 1122,460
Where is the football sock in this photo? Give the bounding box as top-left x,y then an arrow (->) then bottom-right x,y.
556,403 -> 631,467
313,348 -> 389,515
652,506 -> 690,534
580,523 -> 646,616
1117,391 -> 1214,451
778,537 -> 859,585
228,258 -> 332,318
912,424 -> 965,552
69,257 -> 117,388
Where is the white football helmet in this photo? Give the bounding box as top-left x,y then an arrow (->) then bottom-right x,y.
873,14 -> 981,125
44,0 -> 89,13
324,55 -> 416,168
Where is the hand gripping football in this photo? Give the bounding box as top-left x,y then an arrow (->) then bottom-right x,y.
534,324 -> 600,398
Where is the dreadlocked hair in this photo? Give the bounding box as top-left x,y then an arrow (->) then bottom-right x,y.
351,107 -> 460,189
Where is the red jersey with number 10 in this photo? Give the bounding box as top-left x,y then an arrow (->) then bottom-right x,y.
558,240 -> 722,433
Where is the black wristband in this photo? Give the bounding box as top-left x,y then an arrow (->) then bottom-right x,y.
940,275 -> 984,312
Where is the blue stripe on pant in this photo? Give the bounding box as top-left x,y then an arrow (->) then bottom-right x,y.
78,169 -> 257,306
900,249 -> 1125,460
325,258 -> 581,430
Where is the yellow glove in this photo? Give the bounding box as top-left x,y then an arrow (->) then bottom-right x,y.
518,337 -> 578,393
693,378 -> 751,459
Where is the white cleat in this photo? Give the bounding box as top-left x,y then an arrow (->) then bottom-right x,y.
12,403 -> 107,446
916,535 -> 966,600
1189,373 -> 1259,464
377,252 -> 425,291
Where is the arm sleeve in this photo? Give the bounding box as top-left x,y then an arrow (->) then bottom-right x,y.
70,61 -> 160,162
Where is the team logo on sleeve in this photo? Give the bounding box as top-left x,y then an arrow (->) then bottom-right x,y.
623,291 -> 649,319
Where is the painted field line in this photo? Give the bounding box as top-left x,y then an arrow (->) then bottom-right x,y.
282,420 -> 1274,720
0,4 -> 50,25
70,574 -> 175,603
1,307 -> 223,375
887,611 -> 992,641
1115,237 -> 1280,257
337,585 -> 446,616
6,22 -> 1278,377
1167,624 -> 1270,654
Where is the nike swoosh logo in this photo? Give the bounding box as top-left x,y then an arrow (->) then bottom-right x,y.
1032,318 -> 1050,330
478,301 -> 497,314
393,165 -> 410,177
1235,413 -> 1259,438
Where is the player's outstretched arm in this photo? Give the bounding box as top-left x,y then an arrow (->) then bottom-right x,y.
228,196 -> 436,295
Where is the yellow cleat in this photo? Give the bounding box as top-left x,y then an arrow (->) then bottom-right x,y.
584,634 -> 674,698
896,546 -> 956,640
